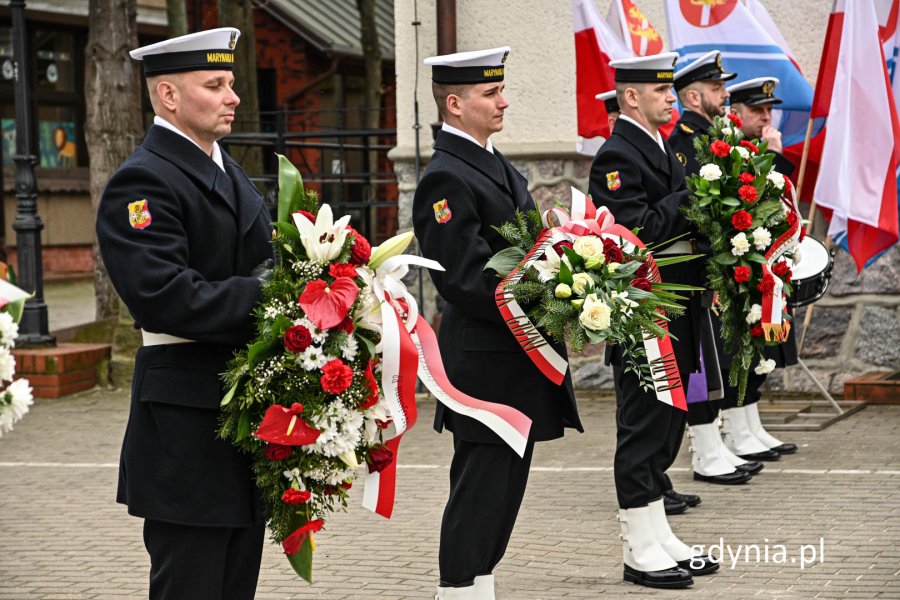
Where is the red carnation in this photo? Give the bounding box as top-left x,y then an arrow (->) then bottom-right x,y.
726,113 -> 743,128
329,262 -> 359,279
347,227 -> 372,265
361,360 -> 379,409
321,358 -> 354,394
631,277 -> 653,292
366,444 -> 394,473
283,325 -> 313,353
634,261 -> 650,279
265,444 -> 293,461
294,210 -> 316,223
750,324 -> 764,337
602,238 -> 624,263
757,273 -> 776,293
553,240 -> 574,256
740,140 -> 759,154
739,173 -> 755,185
710,140 -> 732,157
733,265 -> 751,283
731,210 -> 753,231
773,261 -> 791,278
281,488 -> 312,505
738,185 -> 758,203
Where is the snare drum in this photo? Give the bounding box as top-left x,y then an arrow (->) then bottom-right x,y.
788,237 -> 835,308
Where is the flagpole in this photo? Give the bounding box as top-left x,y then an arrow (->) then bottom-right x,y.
791,116 -> 818,356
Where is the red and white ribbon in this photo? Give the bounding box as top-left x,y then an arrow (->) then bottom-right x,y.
496,188 -> 687,410
760,192 -> 803,341
361,254 -> 532,518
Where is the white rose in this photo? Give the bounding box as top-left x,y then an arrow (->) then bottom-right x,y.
721,126 -> 734,136
754,358 -> 776,375
571,272 -> 594,296
767,170 -> 785,190
735,146 -> 750,160
573,235 -> 604,260
699,164 -> 723,181
752,227 -> 772,251
579,294 -> 612,331
746,304 -> 763,324
731,232 -> 750,256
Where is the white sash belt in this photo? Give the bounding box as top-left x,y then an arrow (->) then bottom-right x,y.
141,329 -> 196,346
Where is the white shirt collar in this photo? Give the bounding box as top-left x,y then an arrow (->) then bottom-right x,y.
153,116 -> 225,172
441,122 -> 494,154
619,114 -> 665,152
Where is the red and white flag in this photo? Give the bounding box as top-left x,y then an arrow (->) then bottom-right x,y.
607,0 -> 665,56
812,0 -> 900,272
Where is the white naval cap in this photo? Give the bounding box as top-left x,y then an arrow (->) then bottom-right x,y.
130,27 -> 240,77
727,77 -> 783,106
424,46 -> 510,84
673,50 -> 736,91
609,52 -> 679,84
596,90 -> 620,114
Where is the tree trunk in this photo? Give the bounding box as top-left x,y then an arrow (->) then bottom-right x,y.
166,0 -> 188,37
356,0 -> 382,237
85,0 -> 142,320
218,0 -> 262,178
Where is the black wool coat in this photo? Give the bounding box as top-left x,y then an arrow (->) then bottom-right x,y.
667,109 -> 712,176
413,131 -> 583,443
96,125 -> 274,527
587,117 -> 704,379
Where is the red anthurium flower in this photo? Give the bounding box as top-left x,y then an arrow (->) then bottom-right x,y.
739,173 -> 755,185
733,265 -> 751,283
254,403 -> 320,446
282,519 -> 325,555
299,277 -> 359,330
710,140 -> 731,157
727,113 -> 743,128
738,185 -> 758,203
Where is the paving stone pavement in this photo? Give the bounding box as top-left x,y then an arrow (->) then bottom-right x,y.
1,388 -> 898,600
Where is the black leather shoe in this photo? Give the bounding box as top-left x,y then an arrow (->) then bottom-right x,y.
739,449 -> 781,461
624,564 -> 693,588
736,461 -> 764,474
693,469 -> 752,484
663,496 -> 688,515
665,489 -> 701,507
677,555 -> 720,576
772,443 -> 797,454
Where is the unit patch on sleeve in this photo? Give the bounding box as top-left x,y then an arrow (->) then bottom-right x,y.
606,171 -> 622,191
676,152 -> 687,166
128,199 -> 152,230
433,199 -> 452,223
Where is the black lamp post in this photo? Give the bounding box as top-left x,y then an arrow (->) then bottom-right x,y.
10,0 -> 53,345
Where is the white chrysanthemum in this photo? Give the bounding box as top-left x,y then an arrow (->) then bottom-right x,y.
300,346 -> 327,371
752,227 -> 772,251
746,304 -> 763,324
296,317 -> 327,344
341,335 -> 358,361
0,312 -> 18,348
0,349 -> 15,383
699,164 -> 723,181
731,232 -> 750,256
0,378 -> 32,436
303,465 -> 356,486
306,402 -> 364,458
735,146 -> 750,160
531,249 -> 561,283
579,293 -> 612,332
571,272 -> 594,296
755,358 -> 776,375
767,171 -> 785,190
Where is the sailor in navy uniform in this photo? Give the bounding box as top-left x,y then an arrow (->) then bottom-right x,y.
718,77 -> 799,460
588,53 -> 718,589
597,89 -> 621,133
665,52 -> 757,489
413,46 -> 582,600
95,28 -> 273,600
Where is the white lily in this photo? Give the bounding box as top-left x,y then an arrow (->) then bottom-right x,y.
369,231 -> 415,270
292,203 -> 351,261
337,449 -> 359,470
531,249 -> 561,283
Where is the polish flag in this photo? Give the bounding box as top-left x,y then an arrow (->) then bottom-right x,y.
812,0 -> 900,272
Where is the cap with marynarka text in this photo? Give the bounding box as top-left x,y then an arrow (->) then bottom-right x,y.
673,50 -> 736,91
130,27 -> 240,77
609,52 -> 679,84
727,77 -> 783,106
596,90 -> 620,114
424,46 -> 510,85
